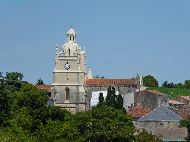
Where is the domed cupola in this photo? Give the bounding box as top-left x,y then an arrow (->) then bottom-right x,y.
67,28 -> 76,42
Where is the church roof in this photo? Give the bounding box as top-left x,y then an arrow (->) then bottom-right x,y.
85,78 -> 138,87
137,106 -> 182,122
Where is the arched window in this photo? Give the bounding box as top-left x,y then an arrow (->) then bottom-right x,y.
68,49 -> 70,55
65,87 -> 70,100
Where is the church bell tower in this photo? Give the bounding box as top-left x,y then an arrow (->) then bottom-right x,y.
52,28 -> 87,113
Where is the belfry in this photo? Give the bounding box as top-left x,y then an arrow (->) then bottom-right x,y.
51,28 -> 88,113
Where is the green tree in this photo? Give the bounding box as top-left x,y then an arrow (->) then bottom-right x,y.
3,72 -> 24,92
0,72 -> 3,81
136,129 -> 162,142
115,92 -> 123,110
0,74 -> 11,126
0,90 -> 10,126
99,92 -> 104,104
0,127 -> 36,142
31,106 -> 71,132
36,78 -> 44,85
70,105 -> 135,142
8,107 -> 33,131
13,83 -> 48,110
5,72 -> 23,81
162,81 -> 175,88
37,120 -> 81,142
185,80 -> 190,89
175,83 -> 184,88
143,75 -> 158,87
106,86 -> 116,107
180,119 -> 190,141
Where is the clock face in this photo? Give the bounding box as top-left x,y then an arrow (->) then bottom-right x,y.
64,63 -> 70,70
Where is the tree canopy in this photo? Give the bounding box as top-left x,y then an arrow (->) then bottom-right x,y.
0,72 -> 161,142
36,78 -> 44,85
180,119 -> 190,141
143,75 -> 159,87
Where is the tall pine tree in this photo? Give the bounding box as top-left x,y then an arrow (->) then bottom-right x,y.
98,92 -> 104,106
105,86 -> 116,107
116,92 -> 123,110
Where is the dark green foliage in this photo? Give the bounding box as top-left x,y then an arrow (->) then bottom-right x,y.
0,91 -> 11,126
106,86 -> 117,107
180,119 -> 190,141
175,83 -> 185,88
34,105 -> 135,142
37,120 -> 81,142
136,129 -> 162,142
115,92 -> 123,110
3,72 -> 24,93
105,86 -> 124,110
36,78 -> 44,85
97,92 -> 104,107
162,81 -> 175,88
70,105 -> 135,142
31,106 -> 70,132
10,83 -> 48,112
148,87 -> 190,98
143,75 -> 158,87
161,80 -> 190,89
162,81 -> 186,88
185,80 -> 190,89
99,92 -> 104,103
0,72 -> 165,141
5,72 -> 23,81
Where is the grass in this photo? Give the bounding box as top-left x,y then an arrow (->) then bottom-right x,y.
148,87 -> 190,98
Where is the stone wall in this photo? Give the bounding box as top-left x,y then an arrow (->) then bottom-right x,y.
134,91 -> 169,110
134,121 -> 180,132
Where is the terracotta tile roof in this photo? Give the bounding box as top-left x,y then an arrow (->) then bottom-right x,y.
140,90 -> 166,96
36,85 -> 52,92
85,79 -> 138,87
128,106 -> 151,119
178,96 -> 190,101
169,100 -> 184,105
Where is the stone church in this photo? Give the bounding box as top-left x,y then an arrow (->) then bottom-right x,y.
42,28 -> 143,113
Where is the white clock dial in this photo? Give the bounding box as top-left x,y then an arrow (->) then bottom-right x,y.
64,63 -> 70,70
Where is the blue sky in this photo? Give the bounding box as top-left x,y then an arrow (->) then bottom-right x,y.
0,0 -> 190,85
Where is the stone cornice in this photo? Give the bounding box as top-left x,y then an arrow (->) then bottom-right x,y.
52,83 -> 84,86
53,70 -> 85,73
